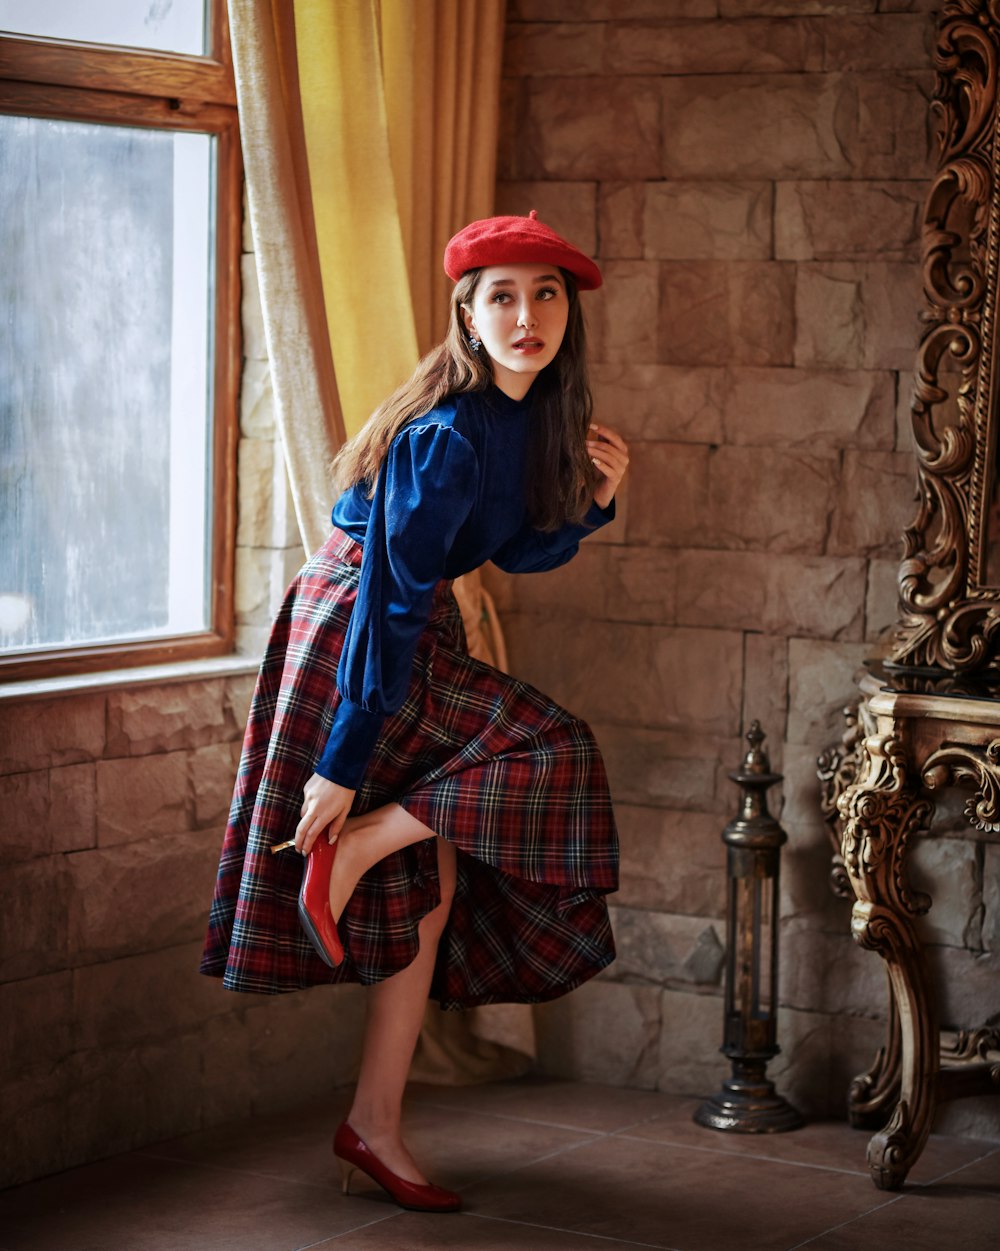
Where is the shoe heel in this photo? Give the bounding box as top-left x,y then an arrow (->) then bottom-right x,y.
337,1159 -> 356,1196
298,835 -> 345,967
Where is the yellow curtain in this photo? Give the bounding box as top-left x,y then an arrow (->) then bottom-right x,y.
293,0 -> 506,435
229,0 -> 528,1080
292,0 -> 419,437
380,0 -> 506,356
229,0 -> 505,480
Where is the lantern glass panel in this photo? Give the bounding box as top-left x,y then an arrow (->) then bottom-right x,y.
757,874 -> 774,1018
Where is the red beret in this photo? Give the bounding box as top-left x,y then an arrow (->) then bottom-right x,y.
444,210 -> 602,290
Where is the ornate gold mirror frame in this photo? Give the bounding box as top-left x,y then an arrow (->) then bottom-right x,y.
818,1 -> 1000,1192
893,0 -> 1000,673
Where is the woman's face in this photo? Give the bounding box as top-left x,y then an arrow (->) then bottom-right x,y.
462,264 -> 569,400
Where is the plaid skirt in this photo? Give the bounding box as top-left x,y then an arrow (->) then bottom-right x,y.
200,529 -> 618,1007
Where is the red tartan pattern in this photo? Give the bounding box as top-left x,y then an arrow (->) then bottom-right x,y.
200,529 -> 618,1007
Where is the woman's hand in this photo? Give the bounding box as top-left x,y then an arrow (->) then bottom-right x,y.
294,773 -> 356,855
587,423 -> 629,511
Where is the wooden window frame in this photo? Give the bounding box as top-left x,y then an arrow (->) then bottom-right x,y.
0,0 -> 241,681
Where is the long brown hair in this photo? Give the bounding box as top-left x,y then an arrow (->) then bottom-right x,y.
331,268 -> 598,531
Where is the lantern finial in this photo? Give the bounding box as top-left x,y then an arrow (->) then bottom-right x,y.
742,720 -> 768,772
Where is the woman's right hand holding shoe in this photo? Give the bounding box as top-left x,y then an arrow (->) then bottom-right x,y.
295,773 -> 356,854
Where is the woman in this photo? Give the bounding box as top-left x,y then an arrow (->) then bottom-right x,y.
201,211 -> 628,1213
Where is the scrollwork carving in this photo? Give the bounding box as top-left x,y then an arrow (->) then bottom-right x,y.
817,704 -> 863,899
922,736 -> 1000,830
891,0 -> 1000,673
941,1026 -> 1000,1063
838,734 -> 933,916
939,1029 -> 1000,1096
848,994 -> 902,1130
868,1098 -> 918,1192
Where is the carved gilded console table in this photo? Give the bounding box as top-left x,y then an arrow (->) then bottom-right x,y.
821,666 -> 1000,1190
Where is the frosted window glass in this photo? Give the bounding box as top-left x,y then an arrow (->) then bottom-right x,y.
0,116 -> 216,654
0,0 -> 207,56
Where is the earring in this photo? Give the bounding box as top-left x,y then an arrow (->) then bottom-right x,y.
468,332 -> 481,354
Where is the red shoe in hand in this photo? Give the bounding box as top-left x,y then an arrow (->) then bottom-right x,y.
297,833 -> 344,968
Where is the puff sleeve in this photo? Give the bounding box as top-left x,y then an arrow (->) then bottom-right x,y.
491,497 -> 615,574
315,424 -> 480,789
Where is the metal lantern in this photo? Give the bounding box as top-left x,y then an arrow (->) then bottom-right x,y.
694,721 -> 802,1133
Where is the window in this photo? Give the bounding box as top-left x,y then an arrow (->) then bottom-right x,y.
0,0 -> 240,679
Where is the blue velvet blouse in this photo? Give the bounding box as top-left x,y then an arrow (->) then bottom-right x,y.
315,385 -> 615,789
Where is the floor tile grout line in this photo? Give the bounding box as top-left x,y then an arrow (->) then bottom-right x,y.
410,1098 -> 625,1136
412,1091 -> 1000,1154
909,1142 -> 1000,1190
598,1111 -> 703,1136
783,1192 -> 909,1251
294,1210 -> 401,1249
411,1093 -> 706,1140
467,1114 -> 872,1183
133,1148 -> 344,1192
460,1131 -> 617,1194
469,1210 -> 685,1251
610,1131 -> 871,1179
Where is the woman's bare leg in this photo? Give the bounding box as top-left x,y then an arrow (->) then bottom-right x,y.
328,803 -> 439,923
344,836 -> 457,1185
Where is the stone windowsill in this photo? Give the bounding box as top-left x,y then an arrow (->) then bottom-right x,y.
0,653 -> 261,705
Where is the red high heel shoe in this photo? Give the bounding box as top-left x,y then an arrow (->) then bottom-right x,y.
295,834 -> 344,968
333,1122 -> 461,1213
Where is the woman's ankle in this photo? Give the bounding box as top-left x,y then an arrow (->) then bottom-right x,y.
342,1111 -> 427,1184
344,1107 -> 402,1147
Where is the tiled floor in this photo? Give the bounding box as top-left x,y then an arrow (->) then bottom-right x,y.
1,1078 -> 998,1251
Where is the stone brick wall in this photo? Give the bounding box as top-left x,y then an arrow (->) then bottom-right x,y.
493,0 -> 997,1135
0,675 -> 366,1188
0,211 -> 364,1191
